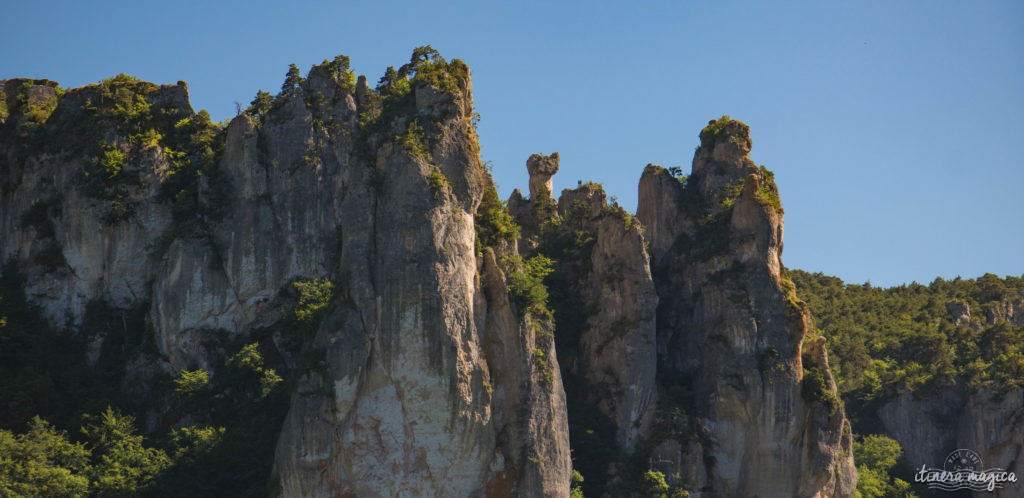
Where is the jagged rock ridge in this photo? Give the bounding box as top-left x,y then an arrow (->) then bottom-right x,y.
2,61 -> 856,497
1,53 -> 570,497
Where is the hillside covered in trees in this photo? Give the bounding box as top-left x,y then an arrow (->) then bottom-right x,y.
791,269 -> 1024,497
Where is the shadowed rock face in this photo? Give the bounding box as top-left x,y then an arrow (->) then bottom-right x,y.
552,182 -> 659,453
637,118 -> 856,497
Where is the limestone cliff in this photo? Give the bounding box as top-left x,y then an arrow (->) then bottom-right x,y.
0,53 -> 570,497
2,63 -> 858,497
636,118 -> 856,497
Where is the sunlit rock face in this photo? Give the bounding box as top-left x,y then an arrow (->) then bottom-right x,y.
1,65 -> 571,497
636,118 -> 856,497
2,72 -> 860,497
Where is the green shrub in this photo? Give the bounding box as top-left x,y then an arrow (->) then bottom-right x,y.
533,348 -> 553,386
755,166 -> 783,212
398,45 -> 469,95
853,434 -> 916,498
801,366 -> 839,414
99,147 -> 126,179
507,255 -> 554,317
570,470 -> 585,498
427,167 -> 449,200
400,120 -> 429,159
173,369 -> 210,396
475,187 -> 520,252
292,278 -> 333,324
0,417 -> 91,497
323,54 -> 356,94
80,407 -> 171,496
244,90 -> 274,123
666,166 -> 688,185
0,86 -> 8,121
102,73 -> 140,84
699,115 -> 731,148
718,179 -> 743,209
169,425 -> 225,460
225,344 -> 283,400
280,63 -> 304,97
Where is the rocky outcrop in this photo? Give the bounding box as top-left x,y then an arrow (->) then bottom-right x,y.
946,296 -> 1024,331
637,118 -> 856,497
2,67 -> 862,497
946,301 -> 972,327
877,385 -> 1024,497
527,152 -> 559,200
0,79 -> 187,331
552,181 -> 659,453
1,57 -> 570,497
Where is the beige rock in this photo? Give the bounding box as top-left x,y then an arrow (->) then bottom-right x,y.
527,152 -> 560,201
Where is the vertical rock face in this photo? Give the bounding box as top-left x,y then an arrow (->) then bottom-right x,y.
0,58 -> 570,497
877,386 -> 1024,498
637,118 -> 856,497
545,181 -> 659,453
3,69 -> 865,497
271,73 -> 570,494
0,79 -> 186,330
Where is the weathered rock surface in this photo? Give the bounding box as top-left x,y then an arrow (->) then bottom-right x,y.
1,61 -> 570,497
553,182 -> 659,452
877,385 -> 1024,497
2,71 -> 890,498
636,118 -> 856,497
526,152 -> 559,200
946,296 -> 1024,332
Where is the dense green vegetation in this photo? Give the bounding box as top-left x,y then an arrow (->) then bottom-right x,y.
698,115 -> 732,148
506,254 -> 555,318
790,270 -> 1024,402
791,269 -> 1024,498
358,45 -> 470,163
0,261 -> 320,496
852,434 -> 916,498
474,186 -> 519,253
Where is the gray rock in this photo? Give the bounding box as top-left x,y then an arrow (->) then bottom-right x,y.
637,120 -> 855,497
555,181 -> 659,452
946,301 -> 971,325
527,152 -> 559,201
0,64 -> 571,497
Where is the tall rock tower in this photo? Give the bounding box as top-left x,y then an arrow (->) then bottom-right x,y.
636,117 -> 857,497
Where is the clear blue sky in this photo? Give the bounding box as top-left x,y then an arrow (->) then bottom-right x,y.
3,1 -> 1022,287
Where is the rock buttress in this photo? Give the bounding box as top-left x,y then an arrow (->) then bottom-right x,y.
636,117 -> 856,497
270,56 -> 570,497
